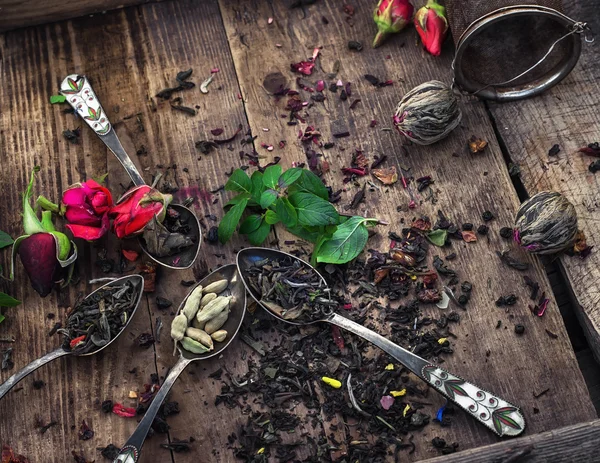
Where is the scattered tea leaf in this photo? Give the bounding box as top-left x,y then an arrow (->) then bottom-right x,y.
170,97 -> 196,116
176,69 -> 193,82
427,229 -> 447,247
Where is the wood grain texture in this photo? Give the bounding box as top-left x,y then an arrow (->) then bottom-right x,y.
0,0 -> 159,32
486,1 -> 600,358
419,418 -> 600,463
219,0 -> 595,459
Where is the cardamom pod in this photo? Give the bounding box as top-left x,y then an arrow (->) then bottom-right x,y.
170,314 -> 188,341
203,279 -> 228,294
200,292 -> 217,308
180,336 -> 210,354
196,296 -> 231,324
182,285 -> 203,321
185,327 -> 214,350
204,309 -> 229,334
211,330 -> 227,342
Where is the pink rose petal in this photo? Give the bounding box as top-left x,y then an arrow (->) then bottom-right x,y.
380,395 -> 395,410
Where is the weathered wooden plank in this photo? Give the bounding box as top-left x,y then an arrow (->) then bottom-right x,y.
218,0 -> 596,459
419,419 -> 600,463
0,1 -> 321,462
0,0 -> 159,32
486,0 -> 600,358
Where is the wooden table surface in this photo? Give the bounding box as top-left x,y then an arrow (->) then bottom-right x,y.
0,0 -> 598,462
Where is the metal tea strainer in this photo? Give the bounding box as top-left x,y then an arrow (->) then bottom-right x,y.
447,1 -> 593,101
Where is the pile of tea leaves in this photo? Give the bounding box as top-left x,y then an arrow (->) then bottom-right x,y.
60,279 -> 140,355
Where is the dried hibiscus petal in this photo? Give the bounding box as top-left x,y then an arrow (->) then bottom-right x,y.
462,230 -> 477,242
112,403 -> 137,418
373,166 -> 398,185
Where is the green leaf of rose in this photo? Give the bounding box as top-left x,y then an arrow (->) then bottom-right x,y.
247,219 -> 271,245
275,197 -> 297,228
218,198 -> 249,243
426,229 -> 447,247
0,230 -> 14,250
225,169 -> 252,193
0,292 -> 21,308
278,167 -> 303,188
264,210 -> 280,225
288,192 -> 339,227
263,165 -> 282,190
287,169 -> 329,200
260,189 -> 278,209
316,217 -> 376,264
239,214 -> 262,235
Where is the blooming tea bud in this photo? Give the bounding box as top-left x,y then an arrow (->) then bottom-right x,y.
514,191 -> 578,255
372,0 -> 414,48
393,80 -> 461,145
414,0 -> 448,56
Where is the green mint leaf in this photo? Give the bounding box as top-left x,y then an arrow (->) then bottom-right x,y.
0,230 -> 14,249
0,292 -> 21,308
426,229 -> 447,247
250,171 -> 265,204
264,210 -> 280,225
311,232 -> 334,266
288,192 -> 339,227
0,313 -> 4,324
275,197 -> 297,228
218,198 -> 249,243
239,214 -> 262,235
225,169 -> 252,193
278,167 -> 303,188
260,189 -> 278,209
287,169 -> 329,200
224,192 -> 251,209
287,224 -> 321,243
316,217 -> 371,264
263,165 -> 282,190
247,219 -> 271,245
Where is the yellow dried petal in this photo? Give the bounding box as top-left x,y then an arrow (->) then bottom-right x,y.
403,404 -> 411,417
322,377 -> 342,389
257,448 -> 265,455
385,364 -> 394,370
128,391 -> 138,399
437,337 -> 448,345
390,389 -> 406,397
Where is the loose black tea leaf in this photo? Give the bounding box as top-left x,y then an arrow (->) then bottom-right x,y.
548,144 -> 561,156
99,444 -> 120,460
142,216 -> 194,258
63,128 -> 80,144
1,348 -> 14,370
170,97 -> 197,116
61,279 -> 140,355
348,40 -> 363,51
246,255 -> 336,322
176,69 -> 193,82
78,420 -> 94,440
497,251 -> 530,271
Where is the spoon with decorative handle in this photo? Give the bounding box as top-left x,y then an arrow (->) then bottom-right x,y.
0,275 -> 144,401
59,74 -> 201,270
111,264 -> 247,463
236,247 -> 526,438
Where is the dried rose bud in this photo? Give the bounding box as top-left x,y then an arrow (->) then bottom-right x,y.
393,80 -> 461,145
514,191 -> 578,254
372,0 -> 414,48
109,185 -> 172,239
11,168 -> 77,297
414,0 -> 448,56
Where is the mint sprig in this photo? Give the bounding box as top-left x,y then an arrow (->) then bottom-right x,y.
218,167 -> 381,264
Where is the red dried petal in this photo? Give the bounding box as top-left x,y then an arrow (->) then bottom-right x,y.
69,335 -> 87,349
331,325 -> 345,349
112,403 -> 137,418
122,249 -> 140,262
462,230 -> 477,242
210,128 -> 224,136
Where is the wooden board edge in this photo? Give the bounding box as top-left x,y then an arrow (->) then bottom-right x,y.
417,419 -> 600,463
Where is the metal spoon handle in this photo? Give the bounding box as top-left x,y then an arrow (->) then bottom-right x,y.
328,313 -> 525,437
113,357 -> 191,463
60,74 -> 145,187
0,348 -> 69,401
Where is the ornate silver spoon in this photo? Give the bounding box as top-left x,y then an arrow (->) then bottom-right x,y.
112,264 -> 247,463
60,74 -> 201,270
0,275 -> 144,401
236,247 -> 526,438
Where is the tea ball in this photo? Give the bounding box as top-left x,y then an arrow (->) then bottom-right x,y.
393,80 -> 462,145
514,191 -> 578,254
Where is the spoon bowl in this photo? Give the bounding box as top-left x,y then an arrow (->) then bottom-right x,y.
0,275 -> 144,401
236,247 -> 526,438
60,74 -> 202,269
111,264 -> 246,463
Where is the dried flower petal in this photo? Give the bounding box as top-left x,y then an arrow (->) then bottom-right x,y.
112,403 -> 136,418
468,136 -> 488,153
462,230 -> 477,242
373,166 -> 398,185
380,395 -> 395,410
